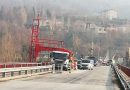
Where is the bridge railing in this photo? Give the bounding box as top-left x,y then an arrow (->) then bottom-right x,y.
0,65 -> 52,81
113,64 -> 130,90
0,62 -> 51,69
118,64 -> 130,77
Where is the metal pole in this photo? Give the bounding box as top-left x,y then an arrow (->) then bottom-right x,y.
19,71 -> 21,75
52,64 -> 55,73
2,72 -> 5,78
98,39 -> 101,61
25,70 -> 27,74
11,72 -> 14,77
61,64 -> 63,73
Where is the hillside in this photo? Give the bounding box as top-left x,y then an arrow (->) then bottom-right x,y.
0,1 -> 130,62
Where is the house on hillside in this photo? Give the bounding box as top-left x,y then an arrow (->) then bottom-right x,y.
101,9 -> 118,20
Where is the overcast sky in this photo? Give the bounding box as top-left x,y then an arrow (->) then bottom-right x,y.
0,0 -> 130,19
54,0 -> 130,18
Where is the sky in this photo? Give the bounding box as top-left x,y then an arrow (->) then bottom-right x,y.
0,0 -> 130,19
54,0 -> 130,18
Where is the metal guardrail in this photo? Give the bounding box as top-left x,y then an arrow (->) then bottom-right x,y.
0,62 -> 51,68
113,65 -> 130,90
0,65 -> 52,81
118,64 -> 130,77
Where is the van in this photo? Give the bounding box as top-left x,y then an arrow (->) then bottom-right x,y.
87,56 -> 98,66
80,59 -> 91,69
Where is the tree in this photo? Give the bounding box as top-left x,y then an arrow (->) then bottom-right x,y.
46,9 -> 52,19
125,51 -> 129,66
1,29 -> 16,62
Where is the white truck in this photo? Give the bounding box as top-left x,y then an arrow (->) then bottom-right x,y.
50,51 -> 69,70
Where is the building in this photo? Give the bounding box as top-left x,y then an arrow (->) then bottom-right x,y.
101,9 -> 118,20
87,23 -> 107,34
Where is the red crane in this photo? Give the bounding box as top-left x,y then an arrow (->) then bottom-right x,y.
29,13 -> 73,62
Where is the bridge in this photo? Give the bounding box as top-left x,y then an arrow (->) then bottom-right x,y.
0,9 -> 130,90
0,66 -> 115,90
0,63 -> 130,90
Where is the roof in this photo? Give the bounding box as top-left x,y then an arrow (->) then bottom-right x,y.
52,51 -> 69,54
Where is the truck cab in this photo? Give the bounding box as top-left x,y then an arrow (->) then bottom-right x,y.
50,51 -> 69,70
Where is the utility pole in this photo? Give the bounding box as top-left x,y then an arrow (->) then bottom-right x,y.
90,26 -> 94,57
98,39 -> 101,60
91,38 -> 94,56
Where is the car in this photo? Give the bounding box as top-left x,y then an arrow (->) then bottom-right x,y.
106,60 -> 112,66
80,59 -> 91,70
87,56 -> 98,66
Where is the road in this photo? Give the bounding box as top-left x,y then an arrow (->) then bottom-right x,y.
0,66 -> 120,90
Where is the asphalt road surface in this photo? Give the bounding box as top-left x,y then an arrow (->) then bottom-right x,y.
0,66 -> 120,90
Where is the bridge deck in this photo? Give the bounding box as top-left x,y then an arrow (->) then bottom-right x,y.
0,66 -> 119,90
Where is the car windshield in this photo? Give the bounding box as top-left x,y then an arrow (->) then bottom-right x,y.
82,60 -> 90,63
87,57 -> 97,63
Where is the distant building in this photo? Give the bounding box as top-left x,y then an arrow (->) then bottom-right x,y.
101,9 -> 118,20
106,25 -> 129,33
117,26 -> 128,33
107,27 -> 118,32
96,27 -> 107,34
40,18 -> 64,31
87,23 -> 107,34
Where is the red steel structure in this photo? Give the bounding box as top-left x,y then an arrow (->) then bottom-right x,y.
29,14 -> 73,62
